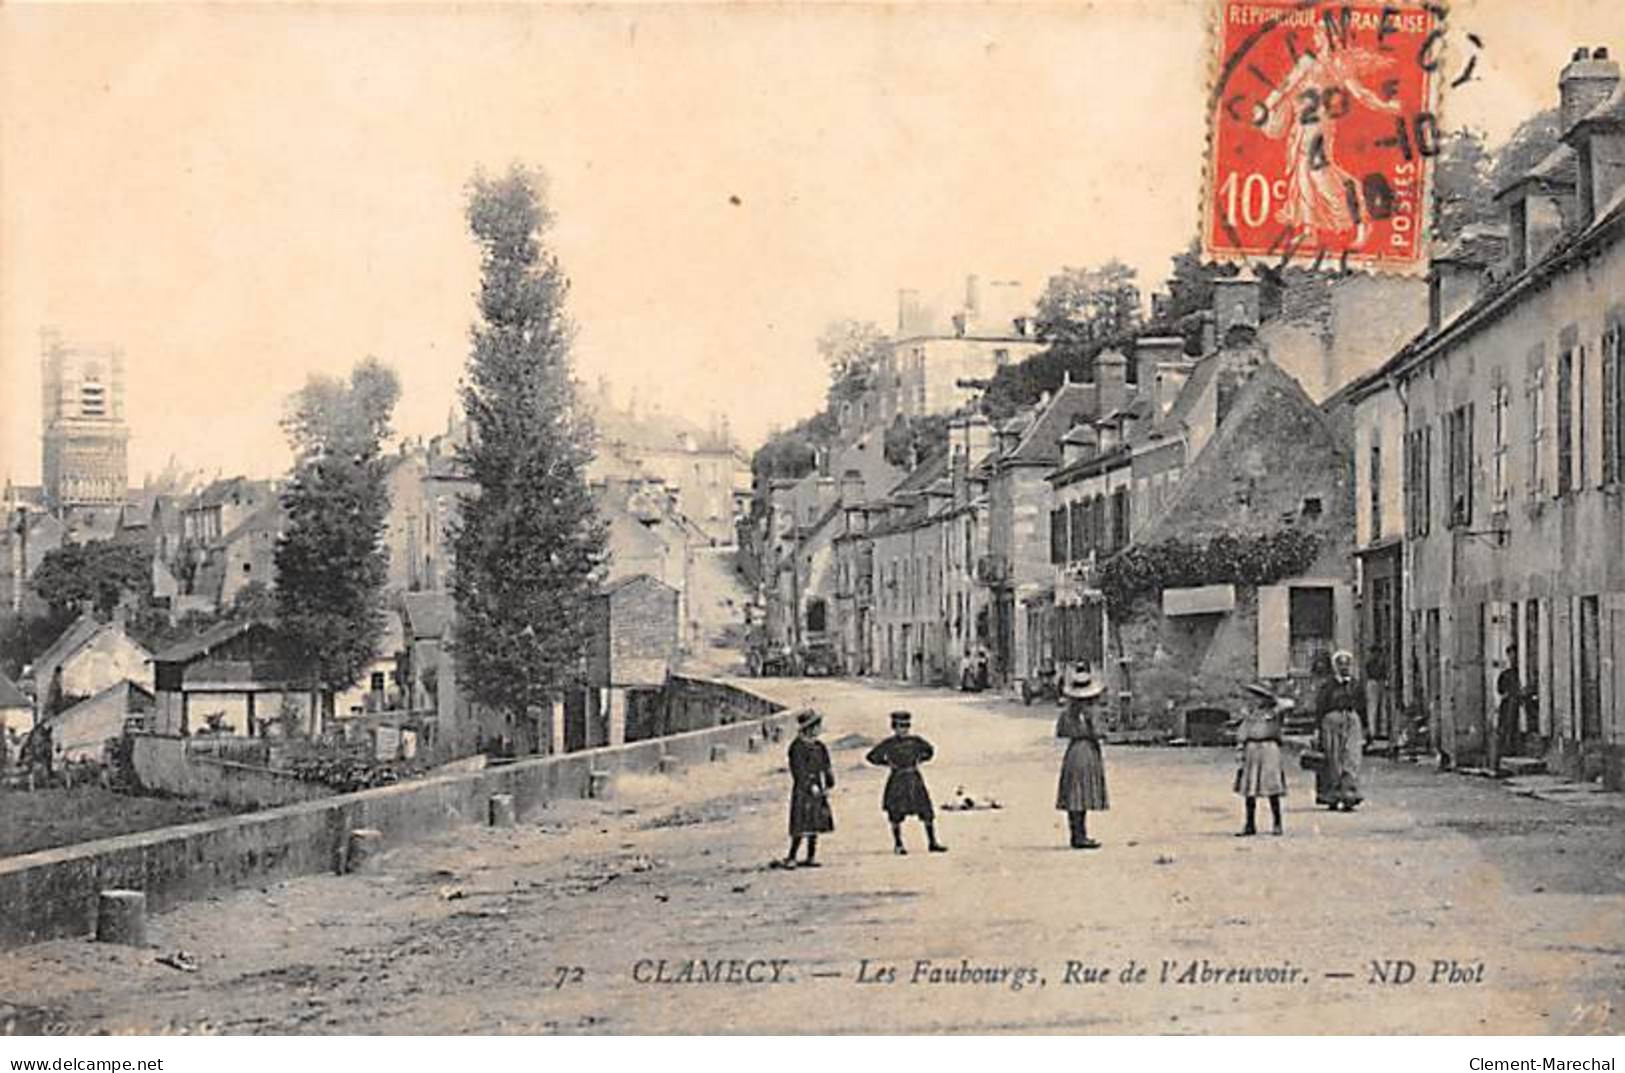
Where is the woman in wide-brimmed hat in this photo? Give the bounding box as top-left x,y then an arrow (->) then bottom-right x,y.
1234,684 -> 1288,836
1055,663 -> 1109,849
785,709 -> 834,868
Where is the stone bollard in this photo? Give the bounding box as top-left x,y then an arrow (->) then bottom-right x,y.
341,828 -> 384,874
656,755 -> 684,775
488,793 -> 516,828
746,736 -> 760,753
95,890 -> 147,947
586,770 -> 611,799
710,744 -> 729,763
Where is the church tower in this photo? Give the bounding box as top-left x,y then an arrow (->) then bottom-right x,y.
40,328 -> 129,513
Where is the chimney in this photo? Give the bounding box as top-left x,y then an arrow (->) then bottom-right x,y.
1133,336 -> 1184,392
1097,348 -> 1129,416
1212,275 -> 1261,346
1560,47 -> 1620,135
1562,46 -> 1625,228
897,289 -> 920,335
1198,311 -> 1218,355
1097,419 -> 1121,455
1427,224 -> 1508,332
962,274 -> 981,336
839,468 -> 866,506
959,413 -> 994,465
815,476 -> 838,515
1155,363 -> 1192,418
1060,425 -> 1099,467
1497,166 -> 1574,273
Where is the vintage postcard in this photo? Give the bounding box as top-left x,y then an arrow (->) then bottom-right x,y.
1,0 -> 1624,1046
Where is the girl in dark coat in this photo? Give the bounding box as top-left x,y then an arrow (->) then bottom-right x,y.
865,711 -> 947,855
786,709 -> 834,868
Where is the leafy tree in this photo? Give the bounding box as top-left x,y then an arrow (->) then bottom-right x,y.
1431,127 -> 1494,244
883,413 -> 951,469
452,165 -> 608,745
1430,109 -> 1561,245
31,541 -> 149,618
1034,261 -> 1141,350
818,319 -> 891,407
275,357 -> 401,718
0,607 -> 78,682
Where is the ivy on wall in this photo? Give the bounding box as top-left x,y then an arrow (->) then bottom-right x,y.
1098,530 -> 1321,620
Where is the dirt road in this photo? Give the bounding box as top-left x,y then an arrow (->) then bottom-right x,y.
3,679 -> 1620,1034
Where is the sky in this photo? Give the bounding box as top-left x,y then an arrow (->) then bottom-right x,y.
4,0 -> 1624,486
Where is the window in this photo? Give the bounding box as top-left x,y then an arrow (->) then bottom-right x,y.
1579,344 -> 1590,487
1446,405 -> 1474,529
1111,486 -> 1131,550
1368,443 -> 1383,540
1050,507 -> 1068,564
1288,586 -> 1335,675
806,598 -> 827,634
1405,425 -> 1432,537
1557,345 -> 1575,495
1491,378 -> 1510,505
1528,359 -> 1548,497
370,672 -> 386,692
1604,321 -> 1625,484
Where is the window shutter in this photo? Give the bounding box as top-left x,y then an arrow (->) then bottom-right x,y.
1257,585 -> 1290,678
1334,584 -> 1356,654
1466,402 -> 1475,525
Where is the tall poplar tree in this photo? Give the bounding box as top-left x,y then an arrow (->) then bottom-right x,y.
451,166 -> 606,745
275,357 -> 400,722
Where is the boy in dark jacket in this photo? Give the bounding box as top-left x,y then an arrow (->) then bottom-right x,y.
865,711 -> 947,855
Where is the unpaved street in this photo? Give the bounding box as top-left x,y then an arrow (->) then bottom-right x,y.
3,679 -> 1621,1034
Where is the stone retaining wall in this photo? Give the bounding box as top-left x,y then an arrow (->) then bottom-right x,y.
0,704 -> 793,951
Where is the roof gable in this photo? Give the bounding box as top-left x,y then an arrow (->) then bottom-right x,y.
1140,362 -> 1344,545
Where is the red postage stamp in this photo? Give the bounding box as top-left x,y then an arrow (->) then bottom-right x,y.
1203,0 -> 1441,273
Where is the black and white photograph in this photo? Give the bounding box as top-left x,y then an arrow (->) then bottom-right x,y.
0,0 -> 1622,1050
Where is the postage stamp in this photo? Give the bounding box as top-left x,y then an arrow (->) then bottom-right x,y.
1203,0 -> 1442,274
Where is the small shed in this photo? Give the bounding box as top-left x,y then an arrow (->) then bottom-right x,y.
151,620 -> 307,737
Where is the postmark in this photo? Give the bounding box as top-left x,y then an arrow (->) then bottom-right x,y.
1203,0 -> 1443,274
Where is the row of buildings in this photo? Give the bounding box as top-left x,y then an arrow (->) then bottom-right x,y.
759,47 -> 1625,784
4,355 -> 753,766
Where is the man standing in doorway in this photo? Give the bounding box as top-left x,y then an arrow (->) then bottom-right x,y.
1494,645 -> 1524,772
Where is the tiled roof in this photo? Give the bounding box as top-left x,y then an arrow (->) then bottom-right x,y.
401,591 -> 454,640
152,619 -> 260,664
34,614 -> 107,677
1004,382 -> 1100,466
1151,354 -> 1220,435
0,674 -> 29,709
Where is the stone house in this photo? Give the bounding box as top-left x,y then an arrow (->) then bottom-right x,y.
848,276 -> 1045,435
583,574 -> 680,747
1385,46 -> 1625,780
30,614 -> 153,718
981,377 -> 1113,689
170,477 -> 284,615
44,680 -> 153,762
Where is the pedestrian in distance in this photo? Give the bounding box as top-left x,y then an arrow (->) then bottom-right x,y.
784,709 -> 834,869
1234,684 -> 1288,836
865,711 -> 947,855
1315,649 -> 1366,811
1055,663 -> 1109,849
